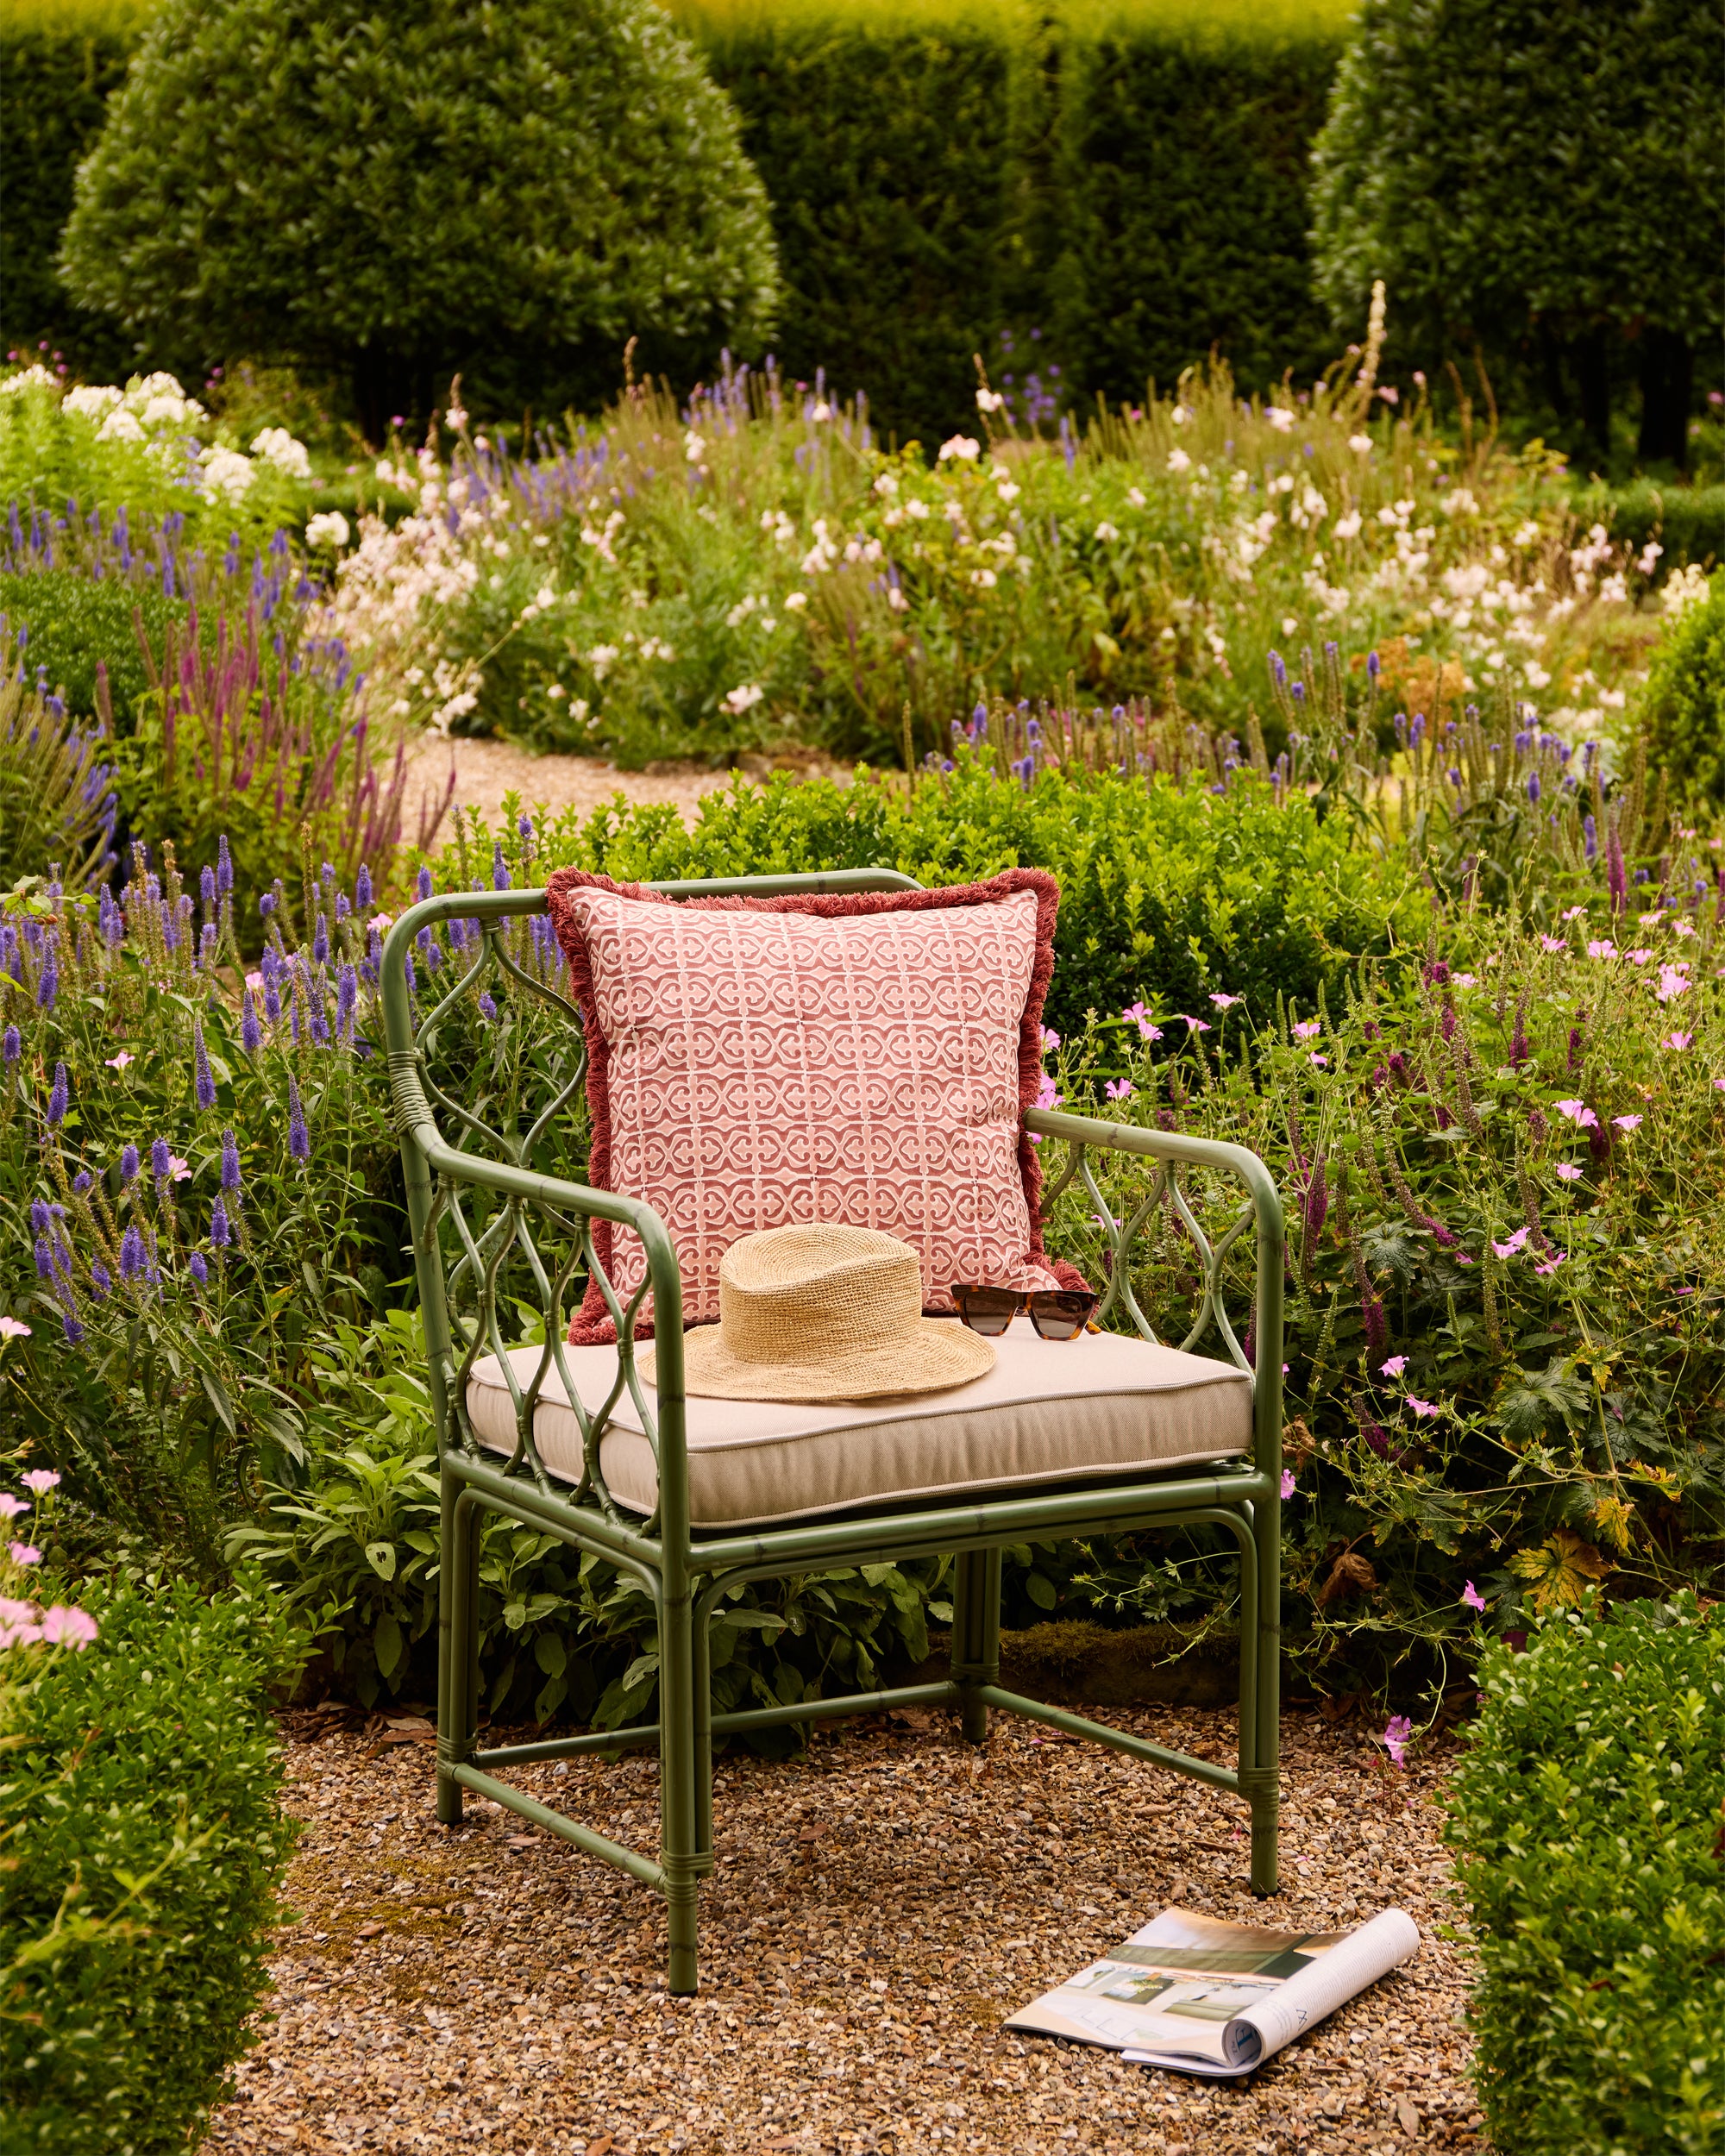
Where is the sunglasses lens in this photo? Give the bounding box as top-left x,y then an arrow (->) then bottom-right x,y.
1028,1292 -> 1097,1340
950,1286 -> 1020,1337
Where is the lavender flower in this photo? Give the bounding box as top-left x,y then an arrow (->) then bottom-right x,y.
34,1237 -> 52,1279
217,835 -> 234,897
193,1020 -> 216,1110
150,1137 -> 172,1181
1527,772 -> 1540,805
91,1261 -> 111,1300
72,1169 -> 92,1195
121,1143 -> 139,1183
201,863 -> 216,910
477,990 -> 498,1020
2,1026 -> 18,1065
242,991 -> 261,1054
46,1062 -> 68,1125
210,1196 -> 232,1249
188,1251 -> 209,1287
62,1312 -> 85,1344
492,843 -> 511,893
336,963 -> 357,1037
417,866 -> 433,902
355,864 -> 373,911
36,954 -> 57,1011
119,1224 -> 147,1279
313,912 -> 329,965
220,1128 -> 241,1194
288,1077 -> 310,1163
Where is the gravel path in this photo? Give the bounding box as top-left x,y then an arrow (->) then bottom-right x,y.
404,735 -> 851,839
208,1705 -> 1484,2156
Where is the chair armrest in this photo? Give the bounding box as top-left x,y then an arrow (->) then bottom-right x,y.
1026,1105 -> 1283,1483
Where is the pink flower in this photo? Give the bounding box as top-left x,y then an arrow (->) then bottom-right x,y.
1539,935 -> 1565,953
1555,1100 -> 1598,1128
0,1494 -> 26,1520
20,1470 -> 60,1496
1625,948 -> 1653,966
1407,1397 -> 1441,1418
1308,1053 -> 1329,1067
1561,906 -> 1587,921
1715,1079 -> 1725,1092
1381,1714 -> 1413,1768
1104,1078 -> 1134,1101
9,1542 -> 42,1567
1121,1002 -> 1161,1042
1535,1251 -> 1566,1276
1657,965 -> 1691,1004
104,1051 -> 134,1070
1613,1114 -> 1642,1132
1210,993 -> 1241,1010
1040,1026 -> 1061,1053
368,912 -> 393,932
41,1604 -> 98,1648
1379,1356 -> 1408,1377
1457,1253 -> 1475,1265
1664,1031 -> 1694,1051
1292,1020 -> 1321,1040
1035,1073 -> 1063,1113
1671,918 -> 1696,939
1491,1227 -> 1529,1259
1280,1469 -> 1296,1499
1182,1016 -> 1212,1034
1461,1582 -> 1487,1613
0,1318 -> 29,1342
1556,1163 -> 1584,1181
245,970 -> 266,992
1452,973 -> 1477,988
1586,939 -> 1617,961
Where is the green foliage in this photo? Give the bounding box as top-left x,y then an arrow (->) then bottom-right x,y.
0,673 -> 115,887
1444,1595 -> 1725,2155
59,0 -> 781,434
1640,573 -> 1725,805
1310,0 -> 1722,390
1573,482 -> 1725,577
0,567 -> 185,733
0,1574 -> 304,2155
0,13 -> 141,378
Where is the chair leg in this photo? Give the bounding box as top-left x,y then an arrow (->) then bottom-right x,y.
437,1481 -> 480,1826
692,1595 -> 715,1876
658,1581 -> 701,1996
1242,1494 -> 1281,1896
950,1548 -> 1002,1745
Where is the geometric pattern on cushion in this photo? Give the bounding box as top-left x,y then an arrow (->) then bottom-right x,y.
465,1319 -> 1251,1529
545,867 -> 1077,1344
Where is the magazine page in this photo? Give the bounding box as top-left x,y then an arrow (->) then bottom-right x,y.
1005,1906 -> 1421,2077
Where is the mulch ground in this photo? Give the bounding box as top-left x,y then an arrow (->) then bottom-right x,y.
206,1703 -> 1485,2156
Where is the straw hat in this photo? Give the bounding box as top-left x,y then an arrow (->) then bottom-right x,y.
642,1224 -> 996,1403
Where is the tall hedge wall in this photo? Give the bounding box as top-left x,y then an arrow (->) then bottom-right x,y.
0,0 -> 1352,441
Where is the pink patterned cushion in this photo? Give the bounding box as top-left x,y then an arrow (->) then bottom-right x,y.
545,868 -> 1074,1342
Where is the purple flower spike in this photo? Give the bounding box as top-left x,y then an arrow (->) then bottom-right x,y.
91,1260 -> 111,1300
62,1312 -> 85,1344
242,991 -> 261,1055
336,963 -> 357,1038
34,1236 -> 52,1279
217,835 -> 234,897
37,955 -> 58,1011
192,1020 -> 216,1110
201,863 -> 216,910
3,1025 -> 18,1064
119,1223 -> 147,1279
220,1128 -> 241,1194
417,866 -> 433,902
150,1137 -> 172,1181
287,1077 -> 310,1163
313,912 -> 329,965
188,1250 -> 209,1287
210,1195 -> 232,1248
121,1143 -> 139,1182
492,843 -> 511,893
46,1062 -> 68,1125
355,864 -> 373,912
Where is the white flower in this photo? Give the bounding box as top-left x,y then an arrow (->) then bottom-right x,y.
202,448 -> 254,499
63,384 -> 122,419
721,682 -> 765,714
1664,563 -> 1711,617
970,567 -> 998,588
904,498 -> 931,521
1347,433 -> 1373,454
1441,487 -> 1479,517
684,429 -> 706,462
1171,404 -> 1192,427
783,591 -> 808,611
1523,662 -> 1551,689
587,643 -> 620,679
995,479 -> 1020,503
1264,405 -> 1295,432
810,401 -> 832,423
1166,448 -> 1191,473
976,388 -> 1005,413
304,511 -> 350,549
97,407 -> 146,444
446,404 -> 467,431
251,426 -> 311,479
1270,473 -> 1295,497
0,365 -> 58,397
938,435 -> 981,462
1126,486 -> 1146,507
141,392 -> 194,429
1094,521 -> 1119,541
1281,615 -> 1298,636
873,471 -> 899,496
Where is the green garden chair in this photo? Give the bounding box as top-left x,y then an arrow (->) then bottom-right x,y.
382,869 -> 1283,1996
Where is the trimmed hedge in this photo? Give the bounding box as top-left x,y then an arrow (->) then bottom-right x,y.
0,568 -> 186,731
1639,571 -> 1725,808
449,755 -> 1430,1044
1445,1595 -> 1725,2156
1572,481 -> 1725,576
5,0 -> 1352,442
0,1576 -> 301,2155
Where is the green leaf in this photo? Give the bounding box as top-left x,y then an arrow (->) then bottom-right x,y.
199,1366 -> 237,1436
365,1540 -> 397,1583
533,1632 -> 567,1678
373,1612 -> 404,1679
1025,1571 -> 1057,1611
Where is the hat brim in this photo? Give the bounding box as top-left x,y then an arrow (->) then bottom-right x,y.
641,1318 -> 996,1403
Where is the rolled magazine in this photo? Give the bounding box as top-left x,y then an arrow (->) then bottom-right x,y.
1005,1905 -> 1421,2078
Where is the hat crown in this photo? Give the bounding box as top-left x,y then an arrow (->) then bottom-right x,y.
717,1225 -> 923,1367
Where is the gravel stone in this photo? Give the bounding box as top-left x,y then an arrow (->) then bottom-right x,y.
206,1705 -> 1485,2156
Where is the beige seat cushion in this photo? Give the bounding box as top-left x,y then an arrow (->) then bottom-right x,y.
464,1318 -> 1251,1530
